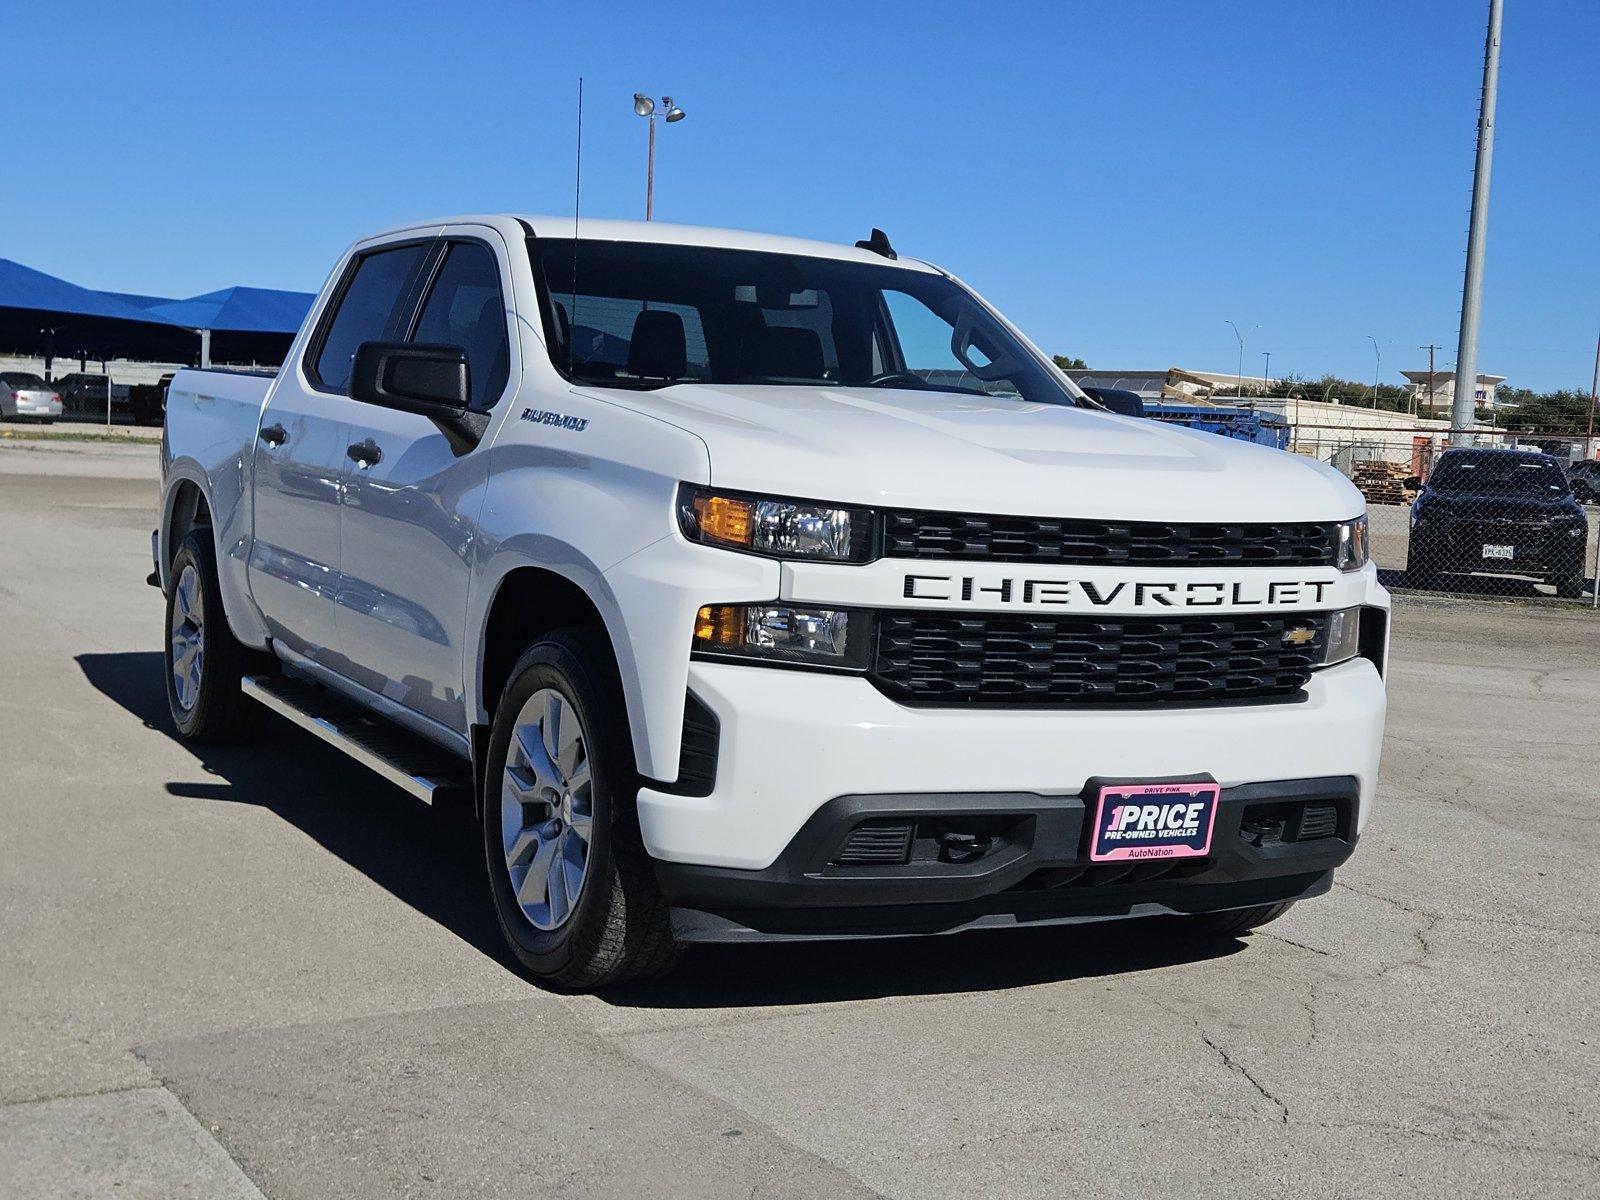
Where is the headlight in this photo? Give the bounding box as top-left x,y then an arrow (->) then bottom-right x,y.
1318,607 -> 1361,667
693,604 -> 872,669
678,486 -> 874,562
1335,515 -> 1369,571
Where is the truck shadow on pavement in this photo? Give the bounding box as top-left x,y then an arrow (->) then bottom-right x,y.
78,651 -> 1246,1009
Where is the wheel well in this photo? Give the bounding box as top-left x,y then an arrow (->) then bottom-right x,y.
479,568 -> 617,720
166,481 -> 211,568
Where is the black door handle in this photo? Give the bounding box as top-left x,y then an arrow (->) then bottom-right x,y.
258,422 -> 287,446
346,438 -> 382,467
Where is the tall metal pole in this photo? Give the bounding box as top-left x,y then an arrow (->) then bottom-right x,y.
1262,351 -> 1271,391
1451,0 -> 1503,444
1227,321 -> 1246,398
1586,325 -> 1598,460
645,114 -> 656,220
1368,335 -> 1381,408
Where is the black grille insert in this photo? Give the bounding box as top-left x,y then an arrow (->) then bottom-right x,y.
872,611 -> 1328,707
883,510 -> 1338,568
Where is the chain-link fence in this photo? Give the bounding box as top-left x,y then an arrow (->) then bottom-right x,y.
1290,426 -> 1599,607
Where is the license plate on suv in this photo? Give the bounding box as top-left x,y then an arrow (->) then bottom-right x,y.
1482,544 -> 1514,560
1090,781 -> 1219,863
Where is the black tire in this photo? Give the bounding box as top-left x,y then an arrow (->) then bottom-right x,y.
482,631 -> 681,990
1404,545 -> 1441,591
1182,901 -> 1294,938
164,530 -> 260,742
1555,570 -> 1586,600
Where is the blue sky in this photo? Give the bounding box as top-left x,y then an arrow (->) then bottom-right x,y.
4,1 -> 1595,392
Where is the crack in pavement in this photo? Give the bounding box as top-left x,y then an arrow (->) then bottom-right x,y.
1191,1024 -> 1290,1124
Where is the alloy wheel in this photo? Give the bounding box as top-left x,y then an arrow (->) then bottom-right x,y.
500,688 -> 594,931
169,564 -> 204,712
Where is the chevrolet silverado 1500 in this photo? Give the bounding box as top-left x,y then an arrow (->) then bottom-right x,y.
157,215 -> 1388,987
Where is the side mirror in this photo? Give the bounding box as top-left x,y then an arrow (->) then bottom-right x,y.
350,341 -> 488,454
350,342 -> 469,417
1403,475 -> 1423,490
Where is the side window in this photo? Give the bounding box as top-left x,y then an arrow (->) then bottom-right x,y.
312,244 -> 427,393
412,242 -> 511,411
880,290 -> 1022,398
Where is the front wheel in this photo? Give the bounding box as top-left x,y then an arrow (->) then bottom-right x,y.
482,632 -> 681,990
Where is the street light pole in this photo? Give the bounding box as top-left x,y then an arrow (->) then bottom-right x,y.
1451,0 -> 1503,444
1226,321 -> 1253,398
1367,335 -> 1381,408
633,92 -> 686,221
1262,351 -> 1271,392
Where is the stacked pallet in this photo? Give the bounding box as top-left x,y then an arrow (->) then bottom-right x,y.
1352,460 -> 1419,506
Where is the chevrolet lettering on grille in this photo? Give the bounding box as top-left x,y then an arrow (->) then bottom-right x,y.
901,572 -> 1335,609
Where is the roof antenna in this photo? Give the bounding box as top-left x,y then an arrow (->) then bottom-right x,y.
856,227 -> 897,260
569,75 -> 583,375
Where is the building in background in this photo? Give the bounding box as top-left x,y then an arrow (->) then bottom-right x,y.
1400,369 -> 1507,415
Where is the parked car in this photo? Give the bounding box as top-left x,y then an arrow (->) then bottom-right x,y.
1566,459 -> 1600,505
129,374 -> 174,427
0,372 -> 63,422
51,373 -> 130,417
156,214 -> 1388,989
1405,448 -> 1589,597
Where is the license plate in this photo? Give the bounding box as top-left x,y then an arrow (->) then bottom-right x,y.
1090,781 -> 1219,863
1483,544 -> 1514,560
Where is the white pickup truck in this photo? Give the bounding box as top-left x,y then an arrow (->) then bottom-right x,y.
157,215 -> 1388,987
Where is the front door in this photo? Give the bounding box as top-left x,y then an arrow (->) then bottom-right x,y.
249,239 -> 433,668
335,234 -> 515,736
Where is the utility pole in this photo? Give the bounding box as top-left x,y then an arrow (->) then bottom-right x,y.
1367,335 -> 1381,408
1262,351 -> 1272,392
1452,0 -> 1503,445
1420,342 -> 1439,417
1586,325 -> 1598,460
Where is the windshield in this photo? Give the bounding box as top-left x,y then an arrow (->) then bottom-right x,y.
529,239 -> 1079,405
2,373 -> 48,390
1430,454 -> 1568,496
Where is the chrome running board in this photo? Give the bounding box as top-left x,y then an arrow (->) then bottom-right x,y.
241,674 -> 472,806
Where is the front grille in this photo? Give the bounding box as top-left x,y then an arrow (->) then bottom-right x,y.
871,611 -> 1328,707
883,510 -> 1337,568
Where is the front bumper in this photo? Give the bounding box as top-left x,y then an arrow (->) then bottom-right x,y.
636,655 -> 1387,873
657,776 -> 1357,941
1413,526 -> 1585,579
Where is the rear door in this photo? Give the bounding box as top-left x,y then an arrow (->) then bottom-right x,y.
250,238 -> 434,667
334,230 -> 516,737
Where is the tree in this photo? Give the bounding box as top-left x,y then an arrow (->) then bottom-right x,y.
1052,355 -> 1087,370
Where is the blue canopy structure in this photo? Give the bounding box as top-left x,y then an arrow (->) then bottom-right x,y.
145,286 -> 314,335
0,258 -> 313,367
0,259 -> 182,326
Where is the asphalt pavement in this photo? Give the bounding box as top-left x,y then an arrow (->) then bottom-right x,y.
1,440 -> 1595,1199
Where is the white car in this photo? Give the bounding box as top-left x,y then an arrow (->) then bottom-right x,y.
156,215 -> 1389,988
0,372 -> 63,421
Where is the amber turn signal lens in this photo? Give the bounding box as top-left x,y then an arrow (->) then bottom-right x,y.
694,604 -> 746,648
692,494 -> 755,548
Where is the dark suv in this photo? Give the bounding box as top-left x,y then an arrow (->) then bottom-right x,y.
1406,448 -> 1589,597
1568,459 -> 1600,505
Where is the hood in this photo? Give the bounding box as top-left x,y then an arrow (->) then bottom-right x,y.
604,383 -> 1363,523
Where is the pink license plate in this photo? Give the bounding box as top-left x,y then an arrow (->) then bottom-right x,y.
1090,781 -> 1220,863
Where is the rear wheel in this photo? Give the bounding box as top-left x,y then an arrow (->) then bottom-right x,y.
1181,901 -> 1294,938
482,632 -> 681,989
164,530 -> 261,742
